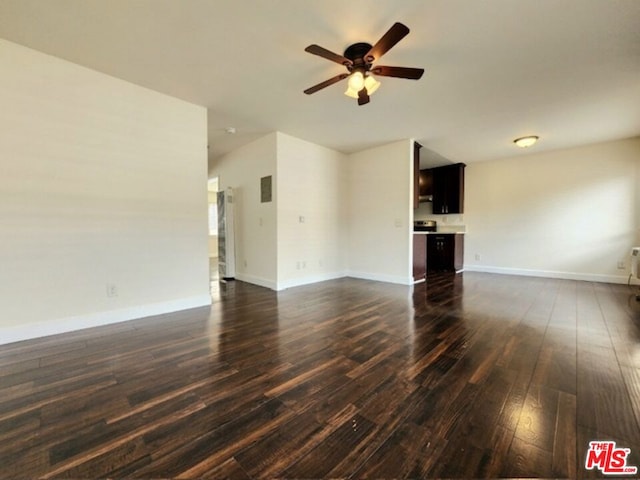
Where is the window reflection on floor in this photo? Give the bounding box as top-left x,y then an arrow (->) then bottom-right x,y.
210,256 -> 219,298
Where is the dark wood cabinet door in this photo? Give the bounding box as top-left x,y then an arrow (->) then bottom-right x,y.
445,164 -> 465,214
431,169 -> 448,214
427,234 -> 464,273
431,163 -> 465,214
427,234 -> 447,271
413,234 -> 427,281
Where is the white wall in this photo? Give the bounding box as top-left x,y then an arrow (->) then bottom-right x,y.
0,40 -> 210,344
276,132 -> 348,289
347,139 -> 414,284
211,133 -> 278,288
211,133 -> 415,289
464,137 -> 640,283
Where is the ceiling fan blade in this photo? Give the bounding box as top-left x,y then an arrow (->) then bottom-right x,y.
304,73 -> 349,95
371,65 -> 424,80
357,88 -> 370,106
365,22 -> 410,63
305,44 -> 353,66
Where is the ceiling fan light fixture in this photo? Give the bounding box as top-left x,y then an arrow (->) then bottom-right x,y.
347,71 -> 365,91
345,74 -> 380,98
364,74 -> 381,95
513,135 -> 539,148
303,22 -> 423,105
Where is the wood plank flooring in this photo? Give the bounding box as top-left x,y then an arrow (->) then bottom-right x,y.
2,272 -> 640,478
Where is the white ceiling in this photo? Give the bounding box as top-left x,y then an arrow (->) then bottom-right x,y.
1,0 -> 639,167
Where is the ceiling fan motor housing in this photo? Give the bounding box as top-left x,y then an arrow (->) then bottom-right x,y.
343,42 -> 374,72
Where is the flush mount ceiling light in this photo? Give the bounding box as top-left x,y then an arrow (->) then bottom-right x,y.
513,135 -> 539,148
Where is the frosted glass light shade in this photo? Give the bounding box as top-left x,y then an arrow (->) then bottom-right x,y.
344,86 -> 360,98
364,75 -> 380,95
347,71 -> 365,91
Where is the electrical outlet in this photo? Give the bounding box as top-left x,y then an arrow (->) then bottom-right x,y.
296,261 -> 301,270
106,283 -> 118,297
617,261 -> 625,270
475,254 -> 481,261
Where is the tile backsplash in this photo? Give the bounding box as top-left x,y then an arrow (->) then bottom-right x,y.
414,202 -> 465,232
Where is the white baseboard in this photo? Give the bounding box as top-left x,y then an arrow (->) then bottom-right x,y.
0,294 -> 212,346
237,270 -> 413,290
235,272 -> 349,291
463,264 -> 632,284
234,273 -> 278,290
345,270 -> 413,286
275,271 -> 347,291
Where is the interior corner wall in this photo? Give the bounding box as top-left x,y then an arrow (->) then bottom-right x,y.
346,139 -> 414,284
275,132 -> 348,289
210,133 -> 278,289
0,40 -> 210,345
463,137 -> 640,283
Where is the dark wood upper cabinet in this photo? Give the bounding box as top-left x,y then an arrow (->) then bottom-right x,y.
431,163 -> 465,214
414,144 -> 464,213
418,169 -> 433,201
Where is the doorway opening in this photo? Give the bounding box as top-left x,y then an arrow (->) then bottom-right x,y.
208,177 -> 220,297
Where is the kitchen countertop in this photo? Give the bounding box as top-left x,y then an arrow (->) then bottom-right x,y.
413,225 -> 466,234
413,231 -> 465,235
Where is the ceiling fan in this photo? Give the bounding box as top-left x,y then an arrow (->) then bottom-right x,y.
303,22 -> 424,106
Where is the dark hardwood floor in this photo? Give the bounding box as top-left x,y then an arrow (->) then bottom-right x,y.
2,272 -> 640,478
